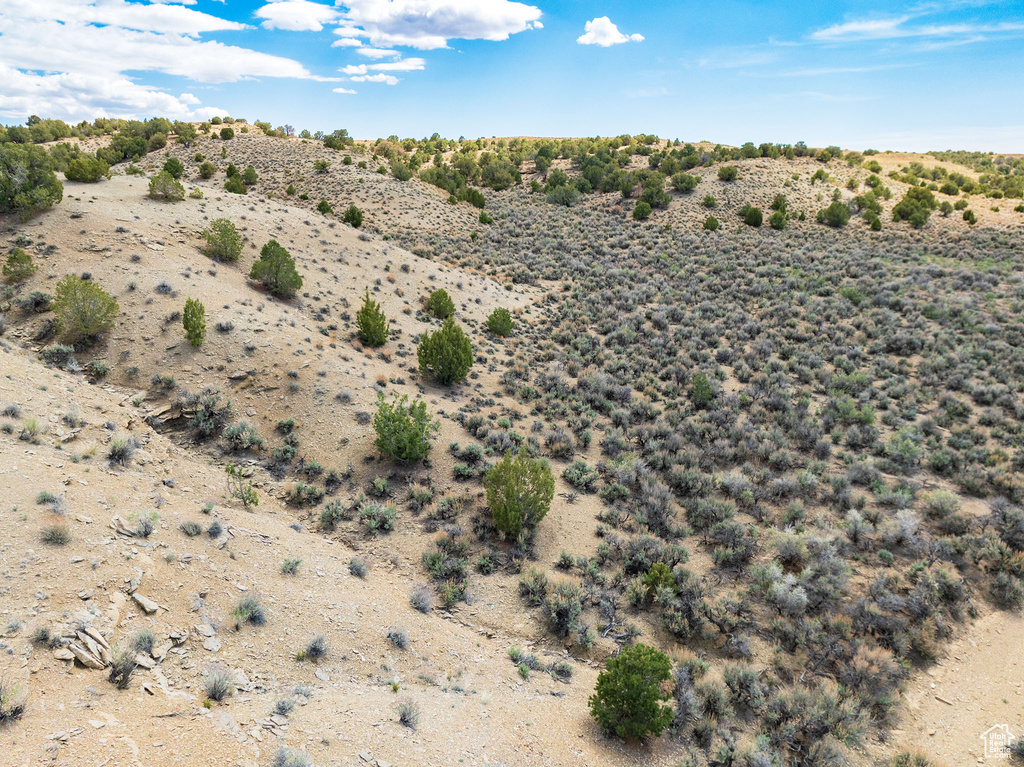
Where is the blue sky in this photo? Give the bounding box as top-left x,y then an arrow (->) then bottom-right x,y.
1,0 -> 1022,150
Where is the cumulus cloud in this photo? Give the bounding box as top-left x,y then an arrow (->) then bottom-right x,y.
0,0 -> 332,121
577,16 -> 643,47
332,0 -> 542,50
0,63 -> 223,121
255,0 -> 339,32
331,36 -> 363,46
332,86 -> 357,93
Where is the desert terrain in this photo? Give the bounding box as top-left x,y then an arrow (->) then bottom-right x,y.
2,125 -> 1024,767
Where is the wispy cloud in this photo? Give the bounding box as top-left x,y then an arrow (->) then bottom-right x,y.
811,15 -> 1024,42
770,64 -> 907,77
348,73 -> 400,85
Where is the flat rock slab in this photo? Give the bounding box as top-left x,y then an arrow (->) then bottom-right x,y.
194,623 -> 216,637
69,643 -> 105,670
133,594 -> 159,614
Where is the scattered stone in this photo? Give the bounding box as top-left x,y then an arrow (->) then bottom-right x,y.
133,593 -> 159,614
134,653 -> 156,669
203,637 -> 222,653
152,641 -> 172,661
194,624 -> 215,638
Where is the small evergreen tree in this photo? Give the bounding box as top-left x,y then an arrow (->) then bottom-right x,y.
373,394 -> 439,463
343,205 -> 363,227
52,275 -> 119,346
66,156 -> 110,183
892,186 -> 937,228
201,218 -> 243,261
633,201 -> 652,220
691,372 -> 714,408
148,171 -> 185,201
670,172 -> 699,192
198,161 -> 217,179
743,206 -> 763,227
817,201 -> 852,227
768,209 -> 787,230
486,307 -> 514,336
417,318 -> 473,385
249,240 -> 302,298
0,143 -> 64,220
241,166 -> 258,186
3,247 -> 37,283
425,288 -> 455,319
356,289 -> 389,346
317,200 -> 333,215
718,165 -> 738,181
183,297 -> 206,347
588,644 -> 673,741
224,176 -> 247,194
162,157 -> 184,180
484,448 -> 554,539
703,215 -> 719,231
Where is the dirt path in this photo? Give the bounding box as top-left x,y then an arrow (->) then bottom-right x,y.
879,609 -> 1024,765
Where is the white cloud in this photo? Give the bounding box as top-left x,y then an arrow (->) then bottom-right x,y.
0,63 -> 223,121
255,0 -> 338,32
331,36 -> 363,46
332,0 -> 542,50
0,0 -> 334,122
341,57 -> 424,76
577,17 -> 643,47
355,47 -> 399,58
348,73 -> 400,84
810,16 -> 911,41
332,86 -> 357,93
811,15 -> 1024,42
5,0 -> 248,36
370,57 -> 424,71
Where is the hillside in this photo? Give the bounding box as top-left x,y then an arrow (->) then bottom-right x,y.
2,128 -> 1024,767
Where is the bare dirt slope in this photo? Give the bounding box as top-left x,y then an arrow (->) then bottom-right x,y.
881,608 -> 1024,765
